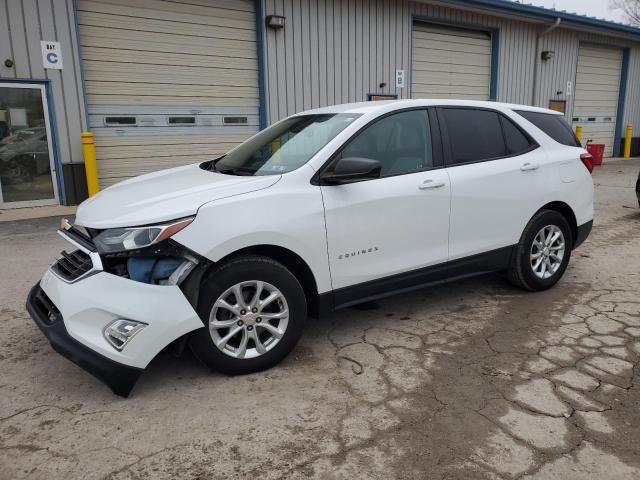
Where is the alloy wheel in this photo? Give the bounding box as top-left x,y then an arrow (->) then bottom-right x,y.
530,225 -> 565,279
209,280 -> 289,359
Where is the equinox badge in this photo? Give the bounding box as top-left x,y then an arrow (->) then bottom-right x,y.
338,247 -> 379,260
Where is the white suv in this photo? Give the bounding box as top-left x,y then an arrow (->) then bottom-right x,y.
27,100 -> 594,396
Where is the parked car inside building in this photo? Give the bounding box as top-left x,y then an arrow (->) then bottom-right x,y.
0,127 -> 50,184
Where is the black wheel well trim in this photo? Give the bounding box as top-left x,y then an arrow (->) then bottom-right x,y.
535,201 -> 578,247
204,245 -> 322,317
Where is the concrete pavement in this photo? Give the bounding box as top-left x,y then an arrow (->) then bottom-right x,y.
1,159 -> 639,479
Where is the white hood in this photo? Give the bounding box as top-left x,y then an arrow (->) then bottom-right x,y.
75,163 -> 280,229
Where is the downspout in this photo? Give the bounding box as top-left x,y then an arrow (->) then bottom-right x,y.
255,0 -> 268,130
532,17 -> 561,106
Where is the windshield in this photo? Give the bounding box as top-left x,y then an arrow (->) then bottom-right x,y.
210,113 -> 360,175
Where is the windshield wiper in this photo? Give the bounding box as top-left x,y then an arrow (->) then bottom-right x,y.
216,167 -> 254,176
207,155 -> 226,172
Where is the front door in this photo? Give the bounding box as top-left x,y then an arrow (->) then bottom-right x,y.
0,83 -> 58,208
320,109 -> 450,305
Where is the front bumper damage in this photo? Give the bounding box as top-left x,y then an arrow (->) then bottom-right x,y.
25,228 -> 204,397
26,284 -> 143,397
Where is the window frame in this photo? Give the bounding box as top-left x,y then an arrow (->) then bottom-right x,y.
313,107 -> 445,186
436,106 -> 539,168
498,114 -> 539,156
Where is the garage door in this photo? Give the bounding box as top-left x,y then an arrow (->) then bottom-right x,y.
411,23 -> 492,100
572,44 -> 623,157
77,0 -> 259,187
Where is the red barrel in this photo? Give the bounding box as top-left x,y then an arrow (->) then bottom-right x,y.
586,143 -> 605,166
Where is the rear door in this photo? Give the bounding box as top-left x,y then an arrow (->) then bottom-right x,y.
440,107 -> 547,267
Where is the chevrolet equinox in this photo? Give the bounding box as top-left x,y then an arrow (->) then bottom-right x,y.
27,100 -> 594,396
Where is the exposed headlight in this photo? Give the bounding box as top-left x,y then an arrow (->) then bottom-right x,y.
94,217 -> 194,254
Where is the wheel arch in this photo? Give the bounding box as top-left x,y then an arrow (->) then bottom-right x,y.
215,245 -> 321,317
536,201 -> 578,247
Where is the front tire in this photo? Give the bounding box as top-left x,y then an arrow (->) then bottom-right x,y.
189,255 -> 306,375
508,210 -> 572,291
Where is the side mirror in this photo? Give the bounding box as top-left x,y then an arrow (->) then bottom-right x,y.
321,157 -> 382,184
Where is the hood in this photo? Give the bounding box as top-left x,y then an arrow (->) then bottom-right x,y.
75,163 -> 280,229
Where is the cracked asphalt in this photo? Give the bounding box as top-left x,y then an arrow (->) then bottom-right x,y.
1,159 -> 639,480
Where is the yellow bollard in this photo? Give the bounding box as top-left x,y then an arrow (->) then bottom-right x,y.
624,124 -> 632,159
575,125 -> 583,144
82,132 -> 100,196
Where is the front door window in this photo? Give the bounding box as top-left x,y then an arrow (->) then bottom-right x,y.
0,84 -> 57,207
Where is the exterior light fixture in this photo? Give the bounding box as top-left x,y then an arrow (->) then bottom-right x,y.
266,15 -> 285,29
541,50 -> 555,61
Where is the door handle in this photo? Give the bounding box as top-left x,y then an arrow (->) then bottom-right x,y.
520,162 -> 539,172
418,179 -> 446,190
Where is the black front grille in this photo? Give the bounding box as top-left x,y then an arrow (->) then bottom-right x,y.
31,288 -> 62,326
51,249 -> 93,282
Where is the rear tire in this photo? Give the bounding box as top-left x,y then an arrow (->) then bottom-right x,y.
508,210 -> 572,291
189,255 -> 306,375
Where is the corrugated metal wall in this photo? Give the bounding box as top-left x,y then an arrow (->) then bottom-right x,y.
540,29 -> 640,152
410,1 -> 539,105
536,29 -> 578,121
263,0 -> 542,124
3,0 -> 640,195
538,29 -> 640,125
262,0 -> 640,150
263,0 -> 412,124
0,0 -> 87,166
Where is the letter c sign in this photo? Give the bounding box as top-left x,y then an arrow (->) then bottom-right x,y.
41,41 -> 63,70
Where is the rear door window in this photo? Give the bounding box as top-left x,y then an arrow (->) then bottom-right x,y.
440,108 -> 506,164
515,110 -> 580,147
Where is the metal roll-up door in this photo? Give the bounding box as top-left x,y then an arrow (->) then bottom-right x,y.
572,44 -> 623,157
77,0 -> 259,187
411,23 -> 492,100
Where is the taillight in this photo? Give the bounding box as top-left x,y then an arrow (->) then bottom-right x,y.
580,153 -> 594,174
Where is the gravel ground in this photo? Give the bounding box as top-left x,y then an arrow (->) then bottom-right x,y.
1,159 -> 639,479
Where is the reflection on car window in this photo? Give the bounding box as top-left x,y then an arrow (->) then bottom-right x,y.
501,116 -> 535,155
442,108 -> 506,163
340,110 -> 432,177
213,114 -> 360,176
515,110 -> 581,147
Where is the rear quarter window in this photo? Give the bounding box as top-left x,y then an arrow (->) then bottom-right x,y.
515,110 -> 580,147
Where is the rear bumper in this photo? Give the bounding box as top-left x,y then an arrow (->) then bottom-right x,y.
574,220 -> 593,249
26,284 -> 142,397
